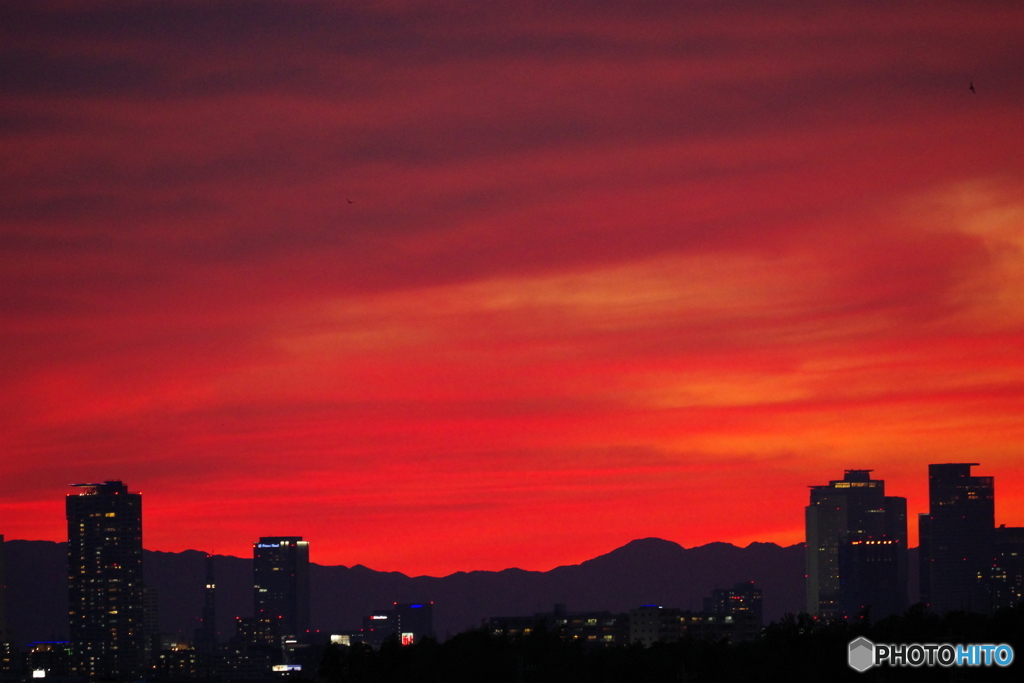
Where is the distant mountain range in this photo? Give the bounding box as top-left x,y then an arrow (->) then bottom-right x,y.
5,538 -> 852,647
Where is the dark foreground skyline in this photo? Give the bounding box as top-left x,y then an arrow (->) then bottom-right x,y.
5,457 -> 1021,652
4,542 -> 1022,683
3,467 -> 1020,681
2,537 -> 806,649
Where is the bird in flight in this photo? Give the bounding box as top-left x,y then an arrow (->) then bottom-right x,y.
969,81 -> 976,94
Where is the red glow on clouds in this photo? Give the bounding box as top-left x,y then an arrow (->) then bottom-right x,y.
1,1 -> 1022,575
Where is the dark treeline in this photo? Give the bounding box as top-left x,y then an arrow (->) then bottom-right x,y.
306,604 -> 1024,683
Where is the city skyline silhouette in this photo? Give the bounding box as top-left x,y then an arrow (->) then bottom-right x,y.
4,460 -> 1019,643
1,461 -> 1020,681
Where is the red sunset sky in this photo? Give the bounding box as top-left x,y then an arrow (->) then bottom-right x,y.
1,0 -> 1022,577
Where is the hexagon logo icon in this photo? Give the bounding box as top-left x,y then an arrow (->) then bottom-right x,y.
848,637 -> 875,672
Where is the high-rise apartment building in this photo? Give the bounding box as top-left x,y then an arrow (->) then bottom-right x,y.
918,463 -> 995,614
805,470 -> 907,619
253,537 -> 309,639
67,481 -> 144,679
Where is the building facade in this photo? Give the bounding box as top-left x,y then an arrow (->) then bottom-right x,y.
628,607 -> 681,647
489,605 -> 629,648
253,537 -> 310,640
703,582 -> 763,628
194,554 -> 218,652
918,463 -> 996,614
488,595 -> 759,649
805,470 -> 908,620
394,603 -> 434,645
67,481 -> 145,679
991,525 -> 1024,611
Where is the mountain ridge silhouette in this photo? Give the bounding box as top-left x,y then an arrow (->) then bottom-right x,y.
3,538 -> 810,646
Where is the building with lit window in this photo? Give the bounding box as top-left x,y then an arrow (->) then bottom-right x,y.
629,605 -> 759,645
194,554 -> 218,653
489,605 -> 628,648
352,604 -> 433,647
234,616 -> 275,649
628,606 -> 681,647
253,537 -> 309,640
838,537 -> 905,619
805,470 -> 907,619
680,611 -> 759,643
26,642 -> 74,678
67,481 -> 145,679
394,603 -> 433,645
992,525 -> 1024,611
703,582 -> 763,627
0,534 -> 6,645
359,610 -> 396,648
489,600 -> 758,648
918,463 -> 995,614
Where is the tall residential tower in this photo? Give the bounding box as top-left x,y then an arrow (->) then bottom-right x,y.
67,481 -> 144,679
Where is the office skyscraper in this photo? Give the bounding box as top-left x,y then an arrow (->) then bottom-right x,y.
918,463 -> 995,614
67,481 -> 144,679
991,525 -> 1024,611
194,554 -> 218,652
253,537 -> 309,639
806,470 -> 907,619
